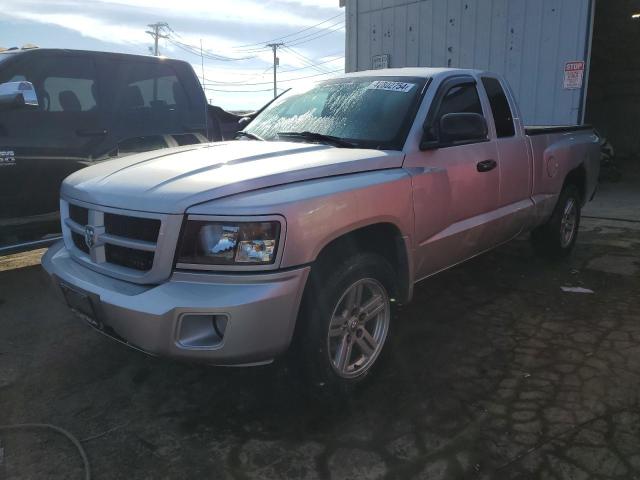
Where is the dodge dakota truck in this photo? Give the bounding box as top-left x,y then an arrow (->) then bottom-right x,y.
43,68 -> 600,389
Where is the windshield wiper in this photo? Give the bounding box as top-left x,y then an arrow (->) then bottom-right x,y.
236,131 -> 264,141
277,131 -> 357,148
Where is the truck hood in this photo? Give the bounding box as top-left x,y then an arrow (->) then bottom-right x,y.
62,141 -> 404,214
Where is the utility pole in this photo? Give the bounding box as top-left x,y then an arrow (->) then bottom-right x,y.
267,43 -> 284,98
146,22 -> 169,56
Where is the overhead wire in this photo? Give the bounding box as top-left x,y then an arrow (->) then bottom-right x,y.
168,37 -> 256,61
207,57 -> 344,85
279,55 -> 344,73
203,68 -> 343,87
161,21 -> 345,94
233,13 -> 343,49
282,46 -> 332,73
285,22 -> 345,47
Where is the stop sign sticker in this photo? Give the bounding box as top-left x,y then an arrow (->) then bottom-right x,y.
564,61 -> 585,90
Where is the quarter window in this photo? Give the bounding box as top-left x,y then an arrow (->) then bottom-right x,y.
481,77 -> 515,137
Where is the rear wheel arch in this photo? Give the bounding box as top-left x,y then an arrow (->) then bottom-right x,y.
563,164 -> 587,205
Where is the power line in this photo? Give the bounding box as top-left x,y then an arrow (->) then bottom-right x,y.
285,22 -> 345,47
204,56 -> 343,87
282,46 -> 331,73
279,56 -> 344,73
203,86 -> 275,93
234,20 -> 344,53
203,68 -> 343,87
234,13 -> 343,49
276,19 -> 344,47
168,37 -> 255,62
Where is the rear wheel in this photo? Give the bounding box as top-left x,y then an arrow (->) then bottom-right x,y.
294,253 -> 395,391
532,184 -> 582,258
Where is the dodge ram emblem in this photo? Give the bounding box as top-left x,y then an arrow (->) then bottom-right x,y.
84,225 -> 96,249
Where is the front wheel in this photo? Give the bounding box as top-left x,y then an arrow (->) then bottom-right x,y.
531,184 -> 582,258
294,253 -> 395,391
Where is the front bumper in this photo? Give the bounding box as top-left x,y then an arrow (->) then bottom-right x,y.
42,241 -> 310,365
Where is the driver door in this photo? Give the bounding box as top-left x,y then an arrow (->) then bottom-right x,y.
405,76 -> 501,279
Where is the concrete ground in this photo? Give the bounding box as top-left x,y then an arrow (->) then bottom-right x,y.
1,172 -> 639,479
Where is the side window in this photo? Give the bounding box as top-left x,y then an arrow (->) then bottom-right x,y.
425,82 -> 485,144
118,62 -> 189,111
43,77 -> 96,112
437,83 -> 483,118
481,77 -> 515,138
39,56 -> 99,113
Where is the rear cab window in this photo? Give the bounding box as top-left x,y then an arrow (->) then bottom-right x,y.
116,62 -> 190,112
481,77 -> 515,138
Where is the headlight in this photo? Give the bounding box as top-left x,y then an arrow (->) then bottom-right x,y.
177,219 -> 281,267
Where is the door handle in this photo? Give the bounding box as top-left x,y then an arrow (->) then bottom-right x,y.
76,129 -> 108,137
477,159 -> 497,172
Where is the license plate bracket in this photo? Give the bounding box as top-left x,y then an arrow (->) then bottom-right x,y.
60,283 -> 100,329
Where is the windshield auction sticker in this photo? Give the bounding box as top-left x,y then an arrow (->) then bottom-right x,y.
367,81 -> 416,93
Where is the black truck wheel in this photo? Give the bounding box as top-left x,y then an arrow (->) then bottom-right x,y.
294,253 -> 395,392
531,184 -> 582,258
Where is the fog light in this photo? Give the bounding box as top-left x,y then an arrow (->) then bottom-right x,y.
178,314 -> 229,348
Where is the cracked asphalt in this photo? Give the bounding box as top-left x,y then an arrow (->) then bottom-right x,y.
1,184 -> 639,479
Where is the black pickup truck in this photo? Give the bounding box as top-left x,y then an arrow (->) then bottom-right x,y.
0,48 -> 249,254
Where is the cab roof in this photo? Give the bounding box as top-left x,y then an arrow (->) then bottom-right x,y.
343,67 -> 486,79
0,48 -> 188,65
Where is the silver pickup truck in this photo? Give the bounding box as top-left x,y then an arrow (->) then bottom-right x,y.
43,68 -> 599,389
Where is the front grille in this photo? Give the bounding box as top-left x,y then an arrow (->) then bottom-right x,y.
63,200 -> 175,282
69,204 -> 88,226
72,232 -> 90,254
105,244 -> 155,271
105,213 -> 160,243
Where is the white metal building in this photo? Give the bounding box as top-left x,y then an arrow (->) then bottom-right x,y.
344,0 -> 640,156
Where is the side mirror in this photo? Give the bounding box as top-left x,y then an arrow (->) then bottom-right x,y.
0,81 -> 39,111
238,116 -> 252,128
439,112 -> 487,145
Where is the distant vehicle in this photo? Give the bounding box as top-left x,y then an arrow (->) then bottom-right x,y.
43,68 -> 600,390
0,48 -> 251,254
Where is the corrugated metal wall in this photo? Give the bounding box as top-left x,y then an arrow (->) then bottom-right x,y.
345,0 -> 594,125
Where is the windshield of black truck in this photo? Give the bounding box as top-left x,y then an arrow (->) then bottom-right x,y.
244,76 -> 427,150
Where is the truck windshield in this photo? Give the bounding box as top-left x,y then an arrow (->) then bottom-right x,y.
244,76 -> 428,150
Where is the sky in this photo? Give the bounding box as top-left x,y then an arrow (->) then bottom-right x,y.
0,0 -> 346,111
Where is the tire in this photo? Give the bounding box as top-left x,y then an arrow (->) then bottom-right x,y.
292,253 -> 396,392
531,184 -> 582,258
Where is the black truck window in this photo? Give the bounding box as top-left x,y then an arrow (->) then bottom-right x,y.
481,77 -> 515,138
0,55 -> 99,113
437,83 -> 484,118
118,63 -> 188,111
43,77 -> 97,112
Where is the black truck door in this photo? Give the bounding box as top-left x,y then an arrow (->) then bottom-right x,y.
0,52 -> 105,246
0,53 -> 106,238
